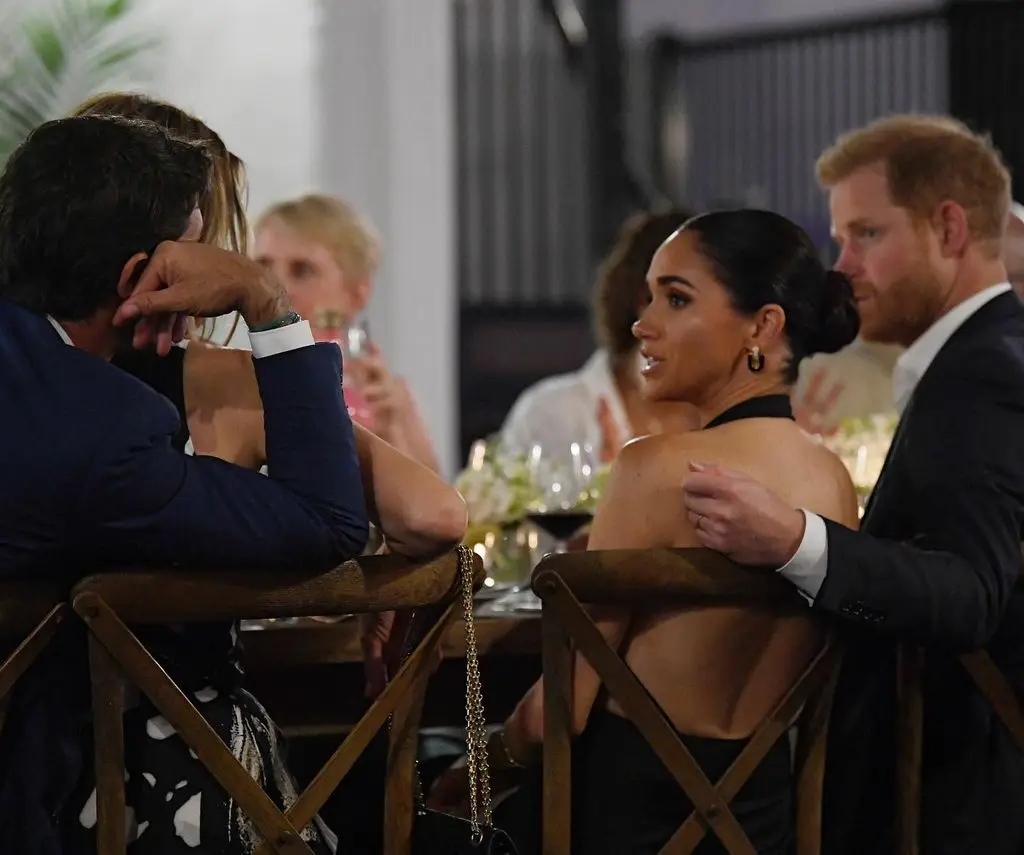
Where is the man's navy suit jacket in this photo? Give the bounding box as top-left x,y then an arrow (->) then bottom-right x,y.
0,298 -> 369,853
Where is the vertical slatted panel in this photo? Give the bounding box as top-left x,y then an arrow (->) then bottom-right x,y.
455,0 -> 589,307
455,5 -> 949,308
655,13 -> 947,235
643,13 -> 946,240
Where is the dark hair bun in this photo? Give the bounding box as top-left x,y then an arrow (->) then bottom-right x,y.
812,270 -> 860,354
682,209 -> 860,380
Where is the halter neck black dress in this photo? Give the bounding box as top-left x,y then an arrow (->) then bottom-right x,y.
495,395 -> 797,855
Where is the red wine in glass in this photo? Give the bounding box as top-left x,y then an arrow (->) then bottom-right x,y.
526,510 -> 593,542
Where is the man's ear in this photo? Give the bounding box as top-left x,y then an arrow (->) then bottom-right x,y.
116,252 -> 149,300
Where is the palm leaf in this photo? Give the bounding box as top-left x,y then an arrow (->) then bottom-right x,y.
0,0 -> 161,165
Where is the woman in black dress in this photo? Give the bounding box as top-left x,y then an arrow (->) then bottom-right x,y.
431,210 -> 863,854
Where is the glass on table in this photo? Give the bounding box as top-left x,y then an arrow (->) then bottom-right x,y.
490,441 -> 597,614
524,441 -> 597,550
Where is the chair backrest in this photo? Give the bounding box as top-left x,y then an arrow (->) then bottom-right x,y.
895,574 -> 1024,854
531,548 -> 843,855
72,549 -> 480,855
0,579 -> 69,732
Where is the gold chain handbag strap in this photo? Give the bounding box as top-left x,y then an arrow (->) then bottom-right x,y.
391,545 -> 493,839
457,543 -> 492,835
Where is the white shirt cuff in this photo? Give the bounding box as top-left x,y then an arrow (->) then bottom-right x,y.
248,320 -> 314,358
777,510 -> 829,604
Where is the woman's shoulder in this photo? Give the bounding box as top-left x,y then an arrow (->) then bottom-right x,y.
612,430 -> 707,479
619,421 -> 851,486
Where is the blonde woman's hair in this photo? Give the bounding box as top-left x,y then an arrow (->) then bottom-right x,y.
73,92 -> 249,342
73,92 -> 249,256
256,194 -> 381,281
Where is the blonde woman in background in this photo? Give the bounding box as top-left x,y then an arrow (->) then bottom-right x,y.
255,194 -> 441,471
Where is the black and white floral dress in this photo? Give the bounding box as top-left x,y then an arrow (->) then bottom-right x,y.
63,347 -> 336,854
63,622 -> 335,854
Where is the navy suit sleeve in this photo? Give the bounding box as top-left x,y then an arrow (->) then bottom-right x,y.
82,342 -> 369,570
816,351 -> 1024,651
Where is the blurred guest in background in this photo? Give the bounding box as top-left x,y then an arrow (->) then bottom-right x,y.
500,209 -> 700,463
255,194 -> 440,471
792,337 -> 901,433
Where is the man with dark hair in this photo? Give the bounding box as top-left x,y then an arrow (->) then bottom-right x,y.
0,115 -> 367,853
0,115 -> 211,323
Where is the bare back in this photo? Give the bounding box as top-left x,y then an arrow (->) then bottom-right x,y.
591,416 -> 859,738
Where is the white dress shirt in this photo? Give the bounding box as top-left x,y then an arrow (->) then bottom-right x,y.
499,348 -> 631,455
779,283 -> 1013,601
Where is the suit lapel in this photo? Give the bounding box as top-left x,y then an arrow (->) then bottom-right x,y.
860,409 -> 908,529
859,291 -> 1023,530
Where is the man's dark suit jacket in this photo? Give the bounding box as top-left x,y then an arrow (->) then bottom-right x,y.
0,298 -> 369,853
817,290 -> 1024,855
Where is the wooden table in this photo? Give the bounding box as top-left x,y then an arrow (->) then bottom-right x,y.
242,611 -> 541,736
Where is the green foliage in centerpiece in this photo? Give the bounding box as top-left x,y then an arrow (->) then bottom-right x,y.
455,437 -> 610,530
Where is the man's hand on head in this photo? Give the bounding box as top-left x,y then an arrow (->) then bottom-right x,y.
113,241 -> 291,355
682,461 -> 806,567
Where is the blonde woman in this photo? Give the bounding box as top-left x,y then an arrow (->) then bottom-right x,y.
255,194 -> 440,471
49,93 -> 464,855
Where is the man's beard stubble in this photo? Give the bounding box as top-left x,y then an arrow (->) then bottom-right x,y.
857,259 -> 944,349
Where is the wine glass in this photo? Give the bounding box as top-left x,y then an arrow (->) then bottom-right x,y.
525,441 -> 597,552
490,442 -> 596,614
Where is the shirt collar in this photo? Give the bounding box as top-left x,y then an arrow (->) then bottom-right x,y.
45,314 -> 73,346
44,314 -> 189,353
892,283 -> 1011,413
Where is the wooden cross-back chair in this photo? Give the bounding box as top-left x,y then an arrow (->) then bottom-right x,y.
72,548 -> 481,855
532,548 -> 844,855
895,569 -> 1024,855
0,579 -> 69,736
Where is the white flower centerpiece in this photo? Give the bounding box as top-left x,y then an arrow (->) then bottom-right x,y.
455,439 -> 540,590
822,412 -> 899,514
455,438 -> 609,589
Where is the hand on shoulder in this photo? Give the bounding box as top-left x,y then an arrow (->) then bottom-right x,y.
682,461 -> 806,566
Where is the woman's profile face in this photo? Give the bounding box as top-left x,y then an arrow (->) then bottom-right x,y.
632,229 -> 752,404
254,217 -> 355,323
